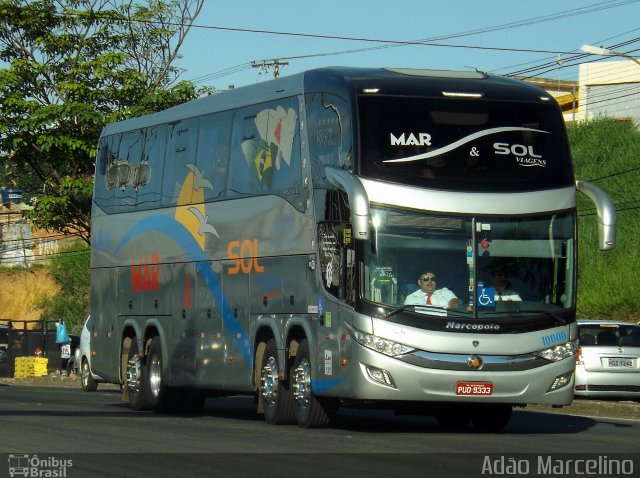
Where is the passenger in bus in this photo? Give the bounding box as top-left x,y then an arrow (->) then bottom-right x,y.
489,267 -> 521,301
403,271 -> 460,309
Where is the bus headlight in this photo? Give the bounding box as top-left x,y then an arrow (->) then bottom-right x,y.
534,341 -> 577,362
348,325 -> 416,357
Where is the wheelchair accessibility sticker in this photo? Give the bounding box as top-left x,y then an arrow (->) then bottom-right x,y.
477,286 -> 496,309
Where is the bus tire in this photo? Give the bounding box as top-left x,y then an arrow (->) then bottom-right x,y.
291,338 -> 337,428
259,338 -> 295,424
471,404 -> 512,432
126,339 -> 150,411
146,336 -> 181,413
80,358 -> 98,392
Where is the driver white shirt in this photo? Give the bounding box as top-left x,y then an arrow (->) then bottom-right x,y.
404,287 -> 457,308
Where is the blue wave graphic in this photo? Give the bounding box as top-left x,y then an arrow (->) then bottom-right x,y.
112,215 -> 253,366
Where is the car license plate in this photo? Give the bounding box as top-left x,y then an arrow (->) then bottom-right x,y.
455,381 -> 493,396
607,358 -> 634,368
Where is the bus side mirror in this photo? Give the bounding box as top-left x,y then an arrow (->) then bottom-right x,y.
325,168 -> 370,240
576,180 -> 616,251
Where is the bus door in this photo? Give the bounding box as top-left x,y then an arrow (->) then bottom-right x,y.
315,222 -> 355,390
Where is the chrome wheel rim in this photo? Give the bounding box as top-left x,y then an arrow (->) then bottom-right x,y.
126,355 -> 141,393
292,358 -> 311,408
260,356 -> 279,406
149,353 -> 161,399
81,361 -> 90,387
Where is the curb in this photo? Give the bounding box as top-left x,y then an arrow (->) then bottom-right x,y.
526,399 -> 639,421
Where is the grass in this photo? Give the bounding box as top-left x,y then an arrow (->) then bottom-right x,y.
570,118 -> 640,322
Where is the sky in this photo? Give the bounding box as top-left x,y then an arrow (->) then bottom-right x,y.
174,0 -> 640,90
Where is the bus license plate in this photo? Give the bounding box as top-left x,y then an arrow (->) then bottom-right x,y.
456,381 -> 493,396
607,358 -> 634,368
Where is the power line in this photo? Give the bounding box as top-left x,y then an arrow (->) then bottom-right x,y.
175,1 -> 640,83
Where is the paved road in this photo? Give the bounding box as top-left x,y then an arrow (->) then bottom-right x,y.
0,383 -> 638,477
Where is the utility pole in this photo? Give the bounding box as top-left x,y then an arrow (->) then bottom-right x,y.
251,59 -> 289,78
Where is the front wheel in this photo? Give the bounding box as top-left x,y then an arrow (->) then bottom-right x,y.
80,359 -> 98,392
291,339 -> 337,428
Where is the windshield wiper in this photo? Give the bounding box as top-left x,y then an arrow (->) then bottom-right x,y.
384,304 -> 472,319
385,304 -> 416,319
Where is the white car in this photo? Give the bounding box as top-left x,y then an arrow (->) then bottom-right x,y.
78,316 -> 104,391
575,320 -> 640,400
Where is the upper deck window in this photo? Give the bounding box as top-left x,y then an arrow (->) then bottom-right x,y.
358,96 -> 573,192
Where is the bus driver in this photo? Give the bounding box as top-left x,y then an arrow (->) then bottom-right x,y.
404,271 -> 460,309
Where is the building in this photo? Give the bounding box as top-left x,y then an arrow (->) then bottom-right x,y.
575,59 -> 640,124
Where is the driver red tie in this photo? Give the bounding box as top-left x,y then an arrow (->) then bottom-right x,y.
426,293 -> 432,305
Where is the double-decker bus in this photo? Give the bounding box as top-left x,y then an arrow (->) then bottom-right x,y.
90,67 -> 615,430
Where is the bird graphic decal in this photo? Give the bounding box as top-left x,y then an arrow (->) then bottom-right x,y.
188,207 -> 220,238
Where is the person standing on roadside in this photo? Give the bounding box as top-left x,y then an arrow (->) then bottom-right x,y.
56,319 -> 71,375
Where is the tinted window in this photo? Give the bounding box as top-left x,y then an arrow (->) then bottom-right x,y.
579,324 -> 640,347
162,118 -> 198,206
306,93 -> 353,185
94,135 -> 119,213
358,96 -> 573,192
229,97 -> 303,208
137,124 -> 167,210
196,111 -> 232,201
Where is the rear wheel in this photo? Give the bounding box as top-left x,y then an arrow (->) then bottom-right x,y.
291,339 -> 337,428
80,359 -> 98,392
146,336 -> 181,413
259,338 -> 295,424
126,339 -> 150,411
471,404 -> 512,432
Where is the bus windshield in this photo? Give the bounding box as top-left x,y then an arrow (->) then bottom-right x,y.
363,207 -> 575,319
358,96 -> 573,192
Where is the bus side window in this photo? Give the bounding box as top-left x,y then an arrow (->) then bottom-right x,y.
306,92 -> 352,186
137,124 -> 167,210
114,130 -> 143,211
196,111 -> 232,201
162,118 -> 198,207
228,98 -> 302,206
95,135 -> 118,213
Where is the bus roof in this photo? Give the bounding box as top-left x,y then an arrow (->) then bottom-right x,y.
100,67 -> 553,136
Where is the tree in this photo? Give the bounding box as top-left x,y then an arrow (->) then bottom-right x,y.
0,0 -> 208,244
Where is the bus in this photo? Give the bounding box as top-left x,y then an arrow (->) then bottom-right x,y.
90,67 -> 616,430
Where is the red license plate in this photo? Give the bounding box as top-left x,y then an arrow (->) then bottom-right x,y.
455,381 -> 493,396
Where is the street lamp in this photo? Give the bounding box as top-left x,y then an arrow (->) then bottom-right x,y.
580,44 -> 640,66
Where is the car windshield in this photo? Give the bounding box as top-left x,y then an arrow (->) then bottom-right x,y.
363,207 -> 575,320
578,324 -> 640,347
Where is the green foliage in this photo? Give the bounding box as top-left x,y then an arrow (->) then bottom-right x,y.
570,118 -> 640,322
35,241 -> 90,334
0,0 -> 206,243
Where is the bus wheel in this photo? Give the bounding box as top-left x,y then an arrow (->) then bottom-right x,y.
146,336 -> 180,413
471,404 -> 512,432
259,338 -> 294,424
81,358 -> 98,392
126,339 -> 150,411
291,338 -> 337,428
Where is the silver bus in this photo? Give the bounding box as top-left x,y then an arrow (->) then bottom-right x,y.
90,67 -> 616,430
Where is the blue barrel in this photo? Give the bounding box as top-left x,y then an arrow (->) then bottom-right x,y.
1,188 -> 22,204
